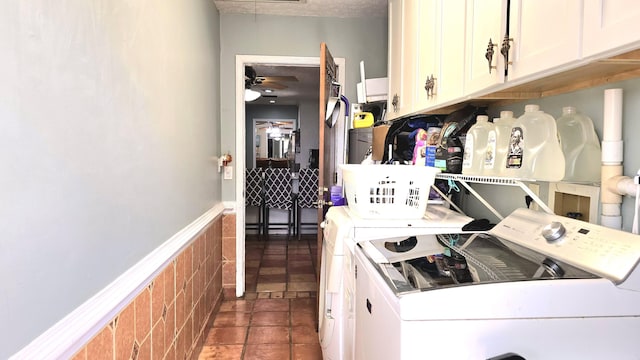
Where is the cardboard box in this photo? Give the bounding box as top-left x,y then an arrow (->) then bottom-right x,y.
372,124 -> 391,161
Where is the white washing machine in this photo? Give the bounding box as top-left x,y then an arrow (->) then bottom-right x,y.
354,207 -> 640,359
319,204 -> 474,360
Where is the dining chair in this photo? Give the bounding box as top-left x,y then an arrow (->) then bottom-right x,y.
264,167 -> 295,236
244,168 -> 265,237
296,168 -> 319,239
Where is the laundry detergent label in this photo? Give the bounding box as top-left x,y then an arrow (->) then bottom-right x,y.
434,158 -> 447,171
506,127 -> 523,168
425,146 -> 437,167
485,130 -> 497,169
462,136 -> 474,169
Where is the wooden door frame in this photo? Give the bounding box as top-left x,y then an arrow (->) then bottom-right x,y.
234,55 -> 345,298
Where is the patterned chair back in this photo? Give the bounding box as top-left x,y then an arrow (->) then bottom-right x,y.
264,168 -> 293,210
245,168 -> 264,207
297,168 -> 319,208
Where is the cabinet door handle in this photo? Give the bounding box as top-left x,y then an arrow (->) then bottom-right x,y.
392,93 -> 399,112
424,74 -> 437,98
501,35 -> 514,70
485,38 -> 497,74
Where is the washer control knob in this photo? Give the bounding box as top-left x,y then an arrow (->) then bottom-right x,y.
542,222 -> 566,243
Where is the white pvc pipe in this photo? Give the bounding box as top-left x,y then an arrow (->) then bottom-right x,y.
603,88 -> 623,141
602,89 -> 624,165
601,88 -> 624,229
600,89 -> 640,233
615,176 -> 638,197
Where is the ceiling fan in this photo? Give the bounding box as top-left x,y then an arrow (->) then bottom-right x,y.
245,65 -> 298,90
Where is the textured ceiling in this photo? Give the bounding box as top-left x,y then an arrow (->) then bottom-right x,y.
214,0 -> 388,18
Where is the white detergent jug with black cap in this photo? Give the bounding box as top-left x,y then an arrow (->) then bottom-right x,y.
556,106 -> 602,183
484,111 -> 516,177
504,104 -> 565,181
462,115 -> 493,175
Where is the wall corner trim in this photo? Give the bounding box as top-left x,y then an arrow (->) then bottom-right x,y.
10,203 -> 225,360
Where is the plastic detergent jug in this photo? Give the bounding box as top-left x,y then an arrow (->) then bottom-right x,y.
484,111 -> 516,177
462,115 -> 493,175
556,106 -> 602,182
505,104 -> 565,181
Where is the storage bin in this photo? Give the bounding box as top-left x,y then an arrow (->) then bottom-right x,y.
339,164 -> 440,219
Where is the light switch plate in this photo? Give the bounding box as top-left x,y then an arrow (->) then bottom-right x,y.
223,165 -> 233,180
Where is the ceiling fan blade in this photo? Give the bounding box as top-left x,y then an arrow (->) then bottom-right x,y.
257,81 -> 287,90
257,75 -> 298,82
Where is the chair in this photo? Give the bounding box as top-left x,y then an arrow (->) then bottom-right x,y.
296,168 -> 319,239
245,168 -> 265,237
264,168 -> 295,236
256,158 -> 270,169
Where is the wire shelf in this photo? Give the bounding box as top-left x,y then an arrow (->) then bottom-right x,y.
433,173 -> 553,219
435,173 -> 537,186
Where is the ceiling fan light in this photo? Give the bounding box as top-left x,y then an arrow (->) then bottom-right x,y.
244,88 -> 261,102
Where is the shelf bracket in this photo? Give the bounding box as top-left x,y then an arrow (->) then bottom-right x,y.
435,174 -> 555,220
456,178 -> 505,220
516,180 -> 554,214
430,184 -> 467,216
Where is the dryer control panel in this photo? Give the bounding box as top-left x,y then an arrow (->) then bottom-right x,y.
490,208 -> 640,284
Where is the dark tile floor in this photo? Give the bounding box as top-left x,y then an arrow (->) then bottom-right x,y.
198,233 -> 321,360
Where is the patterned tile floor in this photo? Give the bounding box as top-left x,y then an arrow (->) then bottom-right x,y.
198,233 -> 321,360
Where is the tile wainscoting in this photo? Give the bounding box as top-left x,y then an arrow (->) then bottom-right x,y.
13,205 -> 226,360
222,212 -> 237,299
71,211 -> 224,360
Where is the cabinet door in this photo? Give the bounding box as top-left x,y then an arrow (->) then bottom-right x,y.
414,0 -> 438,110
583,0 -> 640,58
401,0 -> 419,116
508,0 -> 582,81
436,0 -> 466,104
387,0 -> 402,120
464,0 -> 508,95
387,0 -> 417,119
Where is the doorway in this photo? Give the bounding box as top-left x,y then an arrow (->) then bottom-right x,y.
234,55 -> 346,297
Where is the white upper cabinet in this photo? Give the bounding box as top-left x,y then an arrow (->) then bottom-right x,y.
390,0 -> 464,119
414,0 -> 438,111
387,0 -> 403,119
387,0 -> 640,117
464,0 -> 508,95
583,0 -> 640,58
436,0 -> 467,104
387,0 -> 418,119
400,0 -> 419,116
507,0 -> 582,82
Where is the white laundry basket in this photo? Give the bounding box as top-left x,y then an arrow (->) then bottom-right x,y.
339,164 -> 440,219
